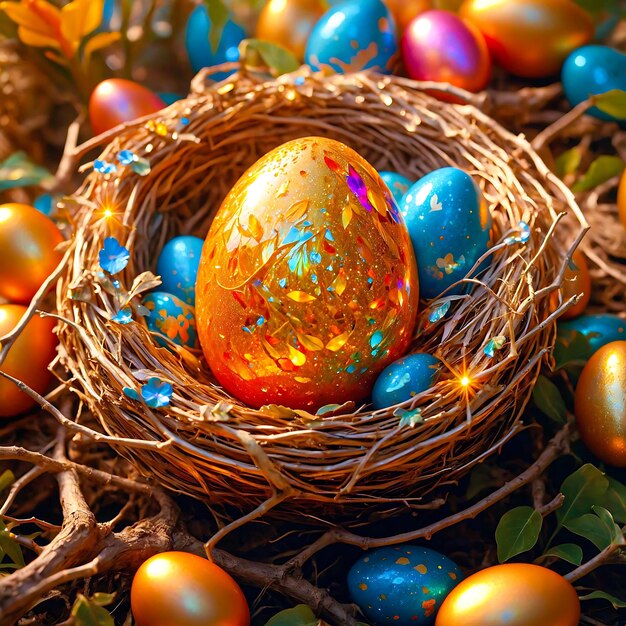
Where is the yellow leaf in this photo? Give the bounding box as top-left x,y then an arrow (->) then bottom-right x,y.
17,24 -> 59,49
1,0 -> 60,36
326,332 -> 349,352
342,206 -> 352,229
287,291 -> 316,303
330,269 -> 347,296
285,199 -> 309,222
61,0 -> 103,46
247,214 -> 264,241
288,345 -> 306,366
368,188 -> 388,217
297,333 -> 324,351
82,30 -> 120,66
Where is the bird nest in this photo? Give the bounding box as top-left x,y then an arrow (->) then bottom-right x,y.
56,67 -> 585,520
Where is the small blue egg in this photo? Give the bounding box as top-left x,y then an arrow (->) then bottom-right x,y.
380,171 -> 412,206
305,0 -> 398,74
348,545 -> 462,625
185,5 -> 245,80
33,193 -> 55,216
372,353 -> 440,409
562,45 -> 626,124
142,292 -> 198,349
401,167 -> 491,300
156,236 -> 204,306
558,314 -> 626,357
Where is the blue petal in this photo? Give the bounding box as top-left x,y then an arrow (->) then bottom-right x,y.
112,307 -> 133,324
99,237 -> 130,274
123,387 -> 141,401
118,150 -> 138,165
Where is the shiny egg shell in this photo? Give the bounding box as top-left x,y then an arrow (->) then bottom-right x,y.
348,545 -> 462,625
557,314 -> 626,359
618,168 -> 626,229
156,236 -> 204,305
435,564 -> 580,626
142,292 -> 198,349
196,136 -> 419,411
400,167 -> 491,300
305,0 -> 398,74
560,249 -> 591,320
380,171 -> 412,206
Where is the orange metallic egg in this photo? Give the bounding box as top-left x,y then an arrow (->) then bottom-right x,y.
560,249 -> 591,320
384,0 -> 432,32
618,168 -> 626,229
0,203 -> 63,304
435,563 -> 580,626
131,552 -> 249,626
0,304 -> 57,418
460,0 -> 594,78
256,0 -> 327,60
89,79 -> 166,136
575,341 -> 626,467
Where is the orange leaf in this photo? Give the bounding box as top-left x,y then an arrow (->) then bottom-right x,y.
61,0 -> 102,43
297,333 -> 324,351
0,0 -> 60,36
288,345 -> 307,366
287,291 -> 316,303
330,269 -> 347,296
342,206 -> 352,229
326,332 -> 349,352
17,24 -> 59,49
82,28 -> 120,66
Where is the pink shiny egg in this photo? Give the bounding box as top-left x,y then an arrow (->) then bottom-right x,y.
402,9 -> 491,93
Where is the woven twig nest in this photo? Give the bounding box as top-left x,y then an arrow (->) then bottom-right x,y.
56,68 -> 584,519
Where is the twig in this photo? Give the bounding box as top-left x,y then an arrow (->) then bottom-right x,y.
566,542 -> 624,583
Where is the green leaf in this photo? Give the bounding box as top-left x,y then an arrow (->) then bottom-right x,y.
0,519 -> 24,568
0,152 -> 53,191
572,155 -> 624,193
541,543 -> 583,566
557,464 -> 609,526
532,375 -> 566,423
604,476 -> 626,524
91,593 -> 116,607
592,506 -> 623,544
555,147 -> 582,178
466,463 -> 505,500
202,0 -> 229,54
71,594 -> 115,626
564,514 -> 614,550
241,39 -> 300,76
594,89 -> 626,120
264,605 -> 319,626
0,469 -> 15,493
580,590 -> 626,609
495,506 -> 543,563
554,329 -> 594,371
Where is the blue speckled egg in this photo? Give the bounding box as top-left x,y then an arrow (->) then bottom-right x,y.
372,353 -> 440,409
380,171 -> 412,206
348,545 -> 462,625
401,167 -> 491,300
185,5 -> 245,80
305,0 -> 398,74
562,45 -> 626,124
558,314 -> 626,358
156,236 -> 204,306
142,292 -> 198,349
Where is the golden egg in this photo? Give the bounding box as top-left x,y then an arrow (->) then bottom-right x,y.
560,249 -> 591,320
0,203 -> 64,304
618,168 -> 626,229
575,341 -> 626,467
435,563 -> 580,626
256,0 -> 327,60
384,0 -> 432,32
196,137 -> 419,411
459,0 -> 594,78
0,304 -> 57,418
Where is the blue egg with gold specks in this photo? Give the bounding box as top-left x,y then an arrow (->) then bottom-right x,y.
142,292 -> 198,349
305,0 -> 398,74
558,314 -> 626,358
185,5 -> 245,80
380,171 -> 412,206
401,167 -> 491,300
372,353 -> 440,409
348,545 -> 462,625
157,236 -> 204,306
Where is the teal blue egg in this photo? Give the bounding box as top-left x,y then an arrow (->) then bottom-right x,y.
305,0 -> 398,74
185,5 -> 245,80
158,92 -> 183,106
372,353 -> 440,409
401,167 -> 491,300
348,545 -> 462,625
562,45 -> 626,124
142,292 -> 198,349
380,171 -> 412,206
557,314 -> 626,359
33,193 -> 55,216
156,236 -> 204,306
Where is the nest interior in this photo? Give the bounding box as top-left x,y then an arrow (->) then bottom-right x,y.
56,69 -> 584,516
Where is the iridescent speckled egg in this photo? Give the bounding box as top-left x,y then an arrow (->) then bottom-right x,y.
305,0 -> 398,74
196,137 -> 419,411
619,168 -> 626,229
156,236 -> 204,306
348,545 -> 462,625
400,167 -> 491,300
380,171 -> 412,206
142,292 -> 198,349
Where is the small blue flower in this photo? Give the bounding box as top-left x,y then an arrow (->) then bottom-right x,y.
112,307 -> 133,324
99,237 -> 130,274
118,150 -> 138,165
504,221 -> 531,246
141,378 -> 173,408
94,159 -> 117,174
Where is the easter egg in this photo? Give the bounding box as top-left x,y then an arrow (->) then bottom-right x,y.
305,0 -> 398,74
575,341 -> 626,467
384,0 -> 432,32
400,167 -> 491,300
142,292 -> 198,349
460,0 -> 594,78
562,46 -> 626,124
372,353 -> 440,409
560,250 -> 591,320
33,193 -> 55,216
185,5 -> 245,80
618,168 -> 626,229
380,171 -> 412,206
435,564 -> 579,626
89,79 -> 166,136
156,236 -> 204,305
558,314 -> 626,358
0,203 -> 63,304
196,136 -> 419,411
402,10 -> 491,93
256,0 -> 327,60
348,545 -> 462,625
131,551 -> 249,626
0,304 -> 57,418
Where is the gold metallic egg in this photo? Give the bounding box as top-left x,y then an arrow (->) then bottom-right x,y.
560,249 -> 591,320
460,0 -> 594,78
435,563 -> 580,626
384,0 -> 432,32
575,341 -> 626,467
618,168 -> 626,229
196,136 -> 419,411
